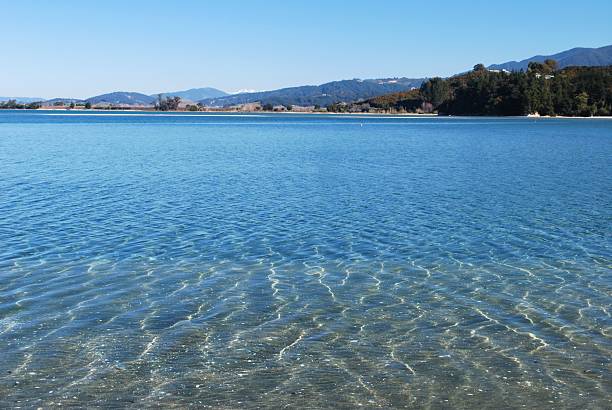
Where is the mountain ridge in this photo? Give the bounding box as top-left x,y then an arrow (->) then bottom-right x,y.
198,78 -> 425,107
0,96 -> 45,103
85,92 -> 155,105
155,87 -> 228,101
6,45 -> 611,107
488,45 -> 612,71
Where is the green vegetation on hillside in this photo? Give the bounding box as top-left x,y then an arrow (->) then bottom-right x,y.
340,62 -> 612,116
0,100 -> 42,109
155,95 -> 181,111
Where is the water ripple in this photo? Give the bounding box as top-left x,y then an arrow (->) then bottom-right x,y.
0,112 -> 610,408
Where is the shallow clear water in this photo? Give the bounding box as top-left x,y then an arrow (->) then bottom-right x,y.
0,111 -> 610,408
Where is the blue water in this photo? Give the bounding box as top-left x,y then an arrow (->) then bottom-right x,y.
0,111 -> 610,408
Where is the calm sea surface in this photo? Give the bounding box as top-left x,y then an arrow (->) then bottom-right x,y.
0,111 -> 610,408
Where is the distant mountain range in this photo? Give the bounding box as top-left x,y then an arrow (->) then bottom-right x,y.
6,45 -> 611,107
45,98 -> 85,104
0,96 -> 44,103
34,89 -> 228,106
156,87 -> 228,101
86,92 -> 155,105
198,78 -> 425,107
488,45 -> 612,71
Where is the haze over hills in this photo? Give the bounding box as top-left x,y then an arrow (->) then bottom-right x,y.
198,78 -> 425,107
85,92 -> 156,105
36,92 -> 155,106
27,89 -> 228,106
488,45 -> 612,71
156,87 -> 228,101
5,45 -> 611,107
0,96 -> 44,103
45,98 -> 85,104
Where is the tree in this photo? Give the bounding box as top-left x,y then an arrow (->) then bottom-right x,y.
155,95 -> 181,111
262,103 -> 273,111
473,63 -> 486,72
574,91 -> 591,116
26,101 -> 42,109
4,99 -> 18,108
69,102 -> 75,109
285,104 -> 293,111
326,102 -> 348,113
528,61 -> 545,73
85,101 -> 92,109
420,77 -> 450,107
544,59 -> 558,72
167,96 -> 181,110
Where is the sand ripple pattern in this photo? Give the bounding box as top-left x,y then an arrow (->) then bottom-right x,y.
0,112 -> 610,408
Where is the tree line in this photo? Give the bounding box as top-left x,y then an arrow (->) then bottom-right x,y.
0,100 -> 95,109
0,100 -> 43,109
340,60 -> 612,116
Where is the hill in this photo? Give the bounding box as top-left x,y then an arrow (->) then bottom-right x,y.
351,64 -> 612,116
44,98 -> 85,104
86,92 -> 155,105
488,45 -> 612,71
199,78 -> 424,107
0,96 -> 44,103
156,87 -> 228,101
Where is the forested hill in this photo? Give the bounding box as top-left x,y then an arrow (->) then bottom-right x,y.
352,62 -> 612,116
199,78 -> 424,107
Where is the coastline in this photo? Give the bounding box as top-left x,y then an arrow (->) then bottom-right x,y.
16,108 -> 612,119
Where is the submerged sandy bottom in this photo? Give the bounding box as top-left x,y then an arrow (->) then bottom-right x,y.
0,112 -> 610,408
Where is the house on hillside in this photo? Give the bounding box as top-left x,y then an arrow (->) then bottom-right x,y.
487,69 -> 511,74
534,73 -> 555,80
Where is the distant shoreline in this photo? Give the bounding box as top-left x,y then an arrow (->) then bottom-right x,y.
12,108 -> 612,119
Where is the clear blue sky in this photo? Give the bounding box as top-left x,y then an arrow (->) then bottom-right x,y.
2,1 -> 611,98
